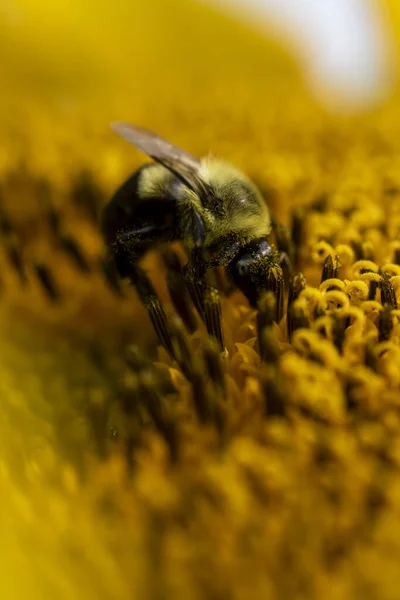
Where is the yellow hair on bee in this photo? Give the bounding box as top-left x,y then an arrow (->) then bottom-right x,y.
139,164 -> 175,198
198,156 -> 271,244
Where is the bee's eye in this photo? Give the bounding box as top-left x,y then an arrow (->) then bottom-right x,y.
204,192 -> 224,216
237,256 -> 253,276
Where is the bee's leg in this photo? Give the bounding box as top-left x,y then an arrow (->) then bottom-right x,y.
162,249 -> 198,333
278,251 -> 292,281
178,205 -> 207,317
270,218 -> 294,278
203,285 -> 224,352
227,239 -> 285,361
226,237 -> 284,319
183,235 -> 254,350
130,263 -> 176,360
112,227 -> 177,359
183,248 -> 225,352
182,247 -> 207,319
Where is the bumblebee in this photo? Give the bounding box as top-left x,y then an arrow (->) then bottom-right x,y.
102,123 -> 285,353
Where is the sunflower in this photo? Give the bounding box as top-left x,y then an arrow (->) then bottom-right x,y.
2,1 -> 400,598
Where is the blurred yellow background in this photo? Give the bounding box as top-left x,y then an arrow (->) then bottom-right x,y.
0,0 -> 293,107
0,0 -> 398,199
0,0 -> 301,186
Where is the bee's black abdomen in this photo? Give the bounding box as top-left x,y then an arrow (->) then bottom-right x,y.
101,166 -> 147,246
101,164 -> 180,279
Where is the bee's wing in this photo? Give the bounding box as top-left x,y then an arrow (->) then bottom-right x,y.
111,122 -> 205,194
